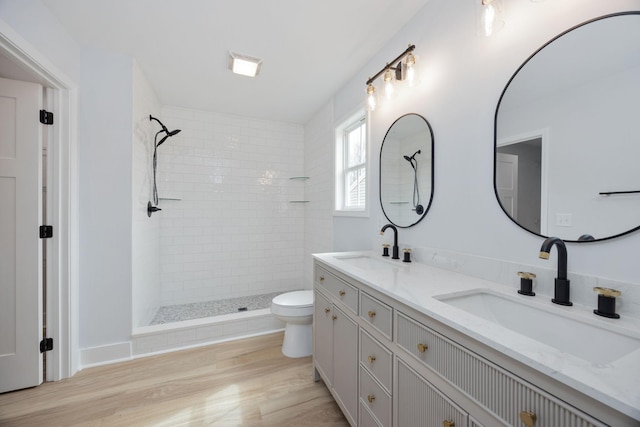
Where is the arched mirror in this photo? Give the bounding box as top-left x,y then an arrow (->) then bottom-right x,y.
380,113 -> 434,228
494,12 -> 640,242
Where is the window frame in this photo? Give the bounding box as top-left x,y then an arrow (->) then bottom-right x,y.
334,108 -> 369,217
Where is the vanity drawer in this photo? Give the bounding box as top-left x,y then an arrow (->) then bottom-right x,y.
315,266 -> 358,313
359,292 -> 393,339
395,311 -> 442,368
359,366 -> 391,427
359,329 -> 392,393
359,401 -> 383,427
395,311 -> 606,427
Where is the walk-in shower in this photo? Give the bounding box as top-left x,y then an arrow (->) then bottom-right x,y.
131,107 -> 305,356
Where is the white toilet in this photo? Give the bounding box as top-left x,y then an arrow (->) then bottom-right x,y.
271,290 -> 314,358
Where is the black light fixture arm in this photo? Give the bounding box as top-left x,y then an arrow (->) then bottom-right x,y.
366,44 -> 415,86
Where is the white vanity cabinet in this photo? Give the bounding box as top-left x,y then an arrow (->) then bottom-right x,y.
314,266 -> 359,426
312,259 -> 631,427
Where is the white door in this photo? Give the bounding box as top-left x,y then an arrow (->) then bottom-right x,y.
0,77 -> 43,392
496,152 -> 518,219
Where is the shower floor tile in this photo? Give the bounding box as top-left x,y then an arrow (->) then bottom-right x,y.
150,292 -> 284,325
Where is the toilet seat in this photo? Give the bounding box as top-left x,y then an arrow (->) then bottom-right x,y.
271,290 -> 313,317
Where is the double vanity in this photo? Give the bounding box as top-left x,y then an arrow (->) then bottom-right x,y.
314,11 -> 640,427
312,252 -> 640,427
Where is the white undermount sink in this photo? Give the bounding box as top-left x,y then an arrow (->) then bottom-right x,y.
333,254 -> 403,270
435,289 -> 640,365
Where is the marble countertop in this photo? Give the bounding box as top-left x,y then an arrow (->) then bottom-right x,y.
313,251 -> 640,422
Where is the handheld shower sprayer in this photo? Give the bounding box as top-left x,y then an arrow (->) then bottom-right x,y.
403,150 -> 423,215
148,115 -> 182,217
150,115 -> 182,147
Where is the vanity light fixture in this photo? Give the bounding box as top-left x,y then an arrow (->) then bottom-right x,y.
480,0 -> 504,37
365,44 -> 416,111
228,51 -> 263,77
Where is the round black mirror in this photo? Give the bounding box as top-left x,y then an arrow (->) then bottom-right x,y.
494,12 -> 640,242
380,113 -> 434,228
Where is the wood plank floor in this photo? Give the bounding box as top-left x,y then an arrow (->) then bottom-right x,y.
0,332 -> 349,426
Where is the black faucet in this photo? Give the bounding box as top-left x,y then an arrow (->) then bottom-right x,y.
539,237 -> 572,306
380,224 -> 399,260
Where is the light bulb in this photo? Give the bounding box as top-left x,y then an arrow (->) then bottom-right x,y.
383,68 -> 394,100
480,0 -> 503,37
366,84 -> 377,111
483,2 -> 496,36
405,52 -> 416,87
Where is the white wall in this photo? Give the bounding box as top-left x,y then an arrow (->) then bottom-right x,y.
328,0 -> 640,286
157,106 -> 305,306
78,46 -> 133,348
0,0 -> 80,82
303,103 -> 334,285
132,61 -> 161,328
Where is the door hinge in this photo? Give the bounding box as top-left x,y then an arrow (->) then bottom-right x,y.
40,338 -> 53,353
39,109 -> 54,125
39,225 -> 53,239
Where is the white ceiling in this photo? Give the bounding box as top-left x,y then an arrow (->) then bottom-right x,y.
42,0 -> 430,123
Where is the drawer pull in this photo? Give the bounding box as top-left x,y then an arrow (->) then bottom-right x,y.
319,276 -> 324,282
339,290 -> 346,297
324,308 -> 331,314
519,411 -> 537,427
331,315 -> 337,321
368,355 -> 376,363
367,310 -> 376,318
443,421 -> 455,427
367,394 -> 375,403
417,343 -> 428,353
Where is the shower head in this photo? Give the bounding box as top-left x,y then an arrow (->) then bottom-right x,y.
404,149 -> 421,162
404,149 -> 421,170
155,130 -> 181,147
150,115 -> 181,147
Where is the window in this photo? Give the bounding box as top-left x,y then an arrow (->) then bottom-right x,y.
335,110 -> 367,215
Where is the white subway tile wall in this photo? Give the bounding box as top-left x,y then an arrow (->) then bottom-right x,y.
157,106 -> 305,305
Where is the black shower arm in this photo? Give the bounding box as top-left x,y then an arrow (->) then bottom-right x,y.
149,115 -> 169,133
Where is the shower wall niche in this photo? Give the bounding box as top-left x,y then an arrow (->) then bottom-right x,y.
156,106 -> 305,307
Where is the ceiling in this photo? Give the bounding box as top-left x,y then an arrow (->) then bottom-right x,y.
42,0 -> 430,123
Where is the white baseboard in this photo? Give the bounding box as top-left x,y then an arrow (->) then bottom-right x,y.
80,341 -> 132,369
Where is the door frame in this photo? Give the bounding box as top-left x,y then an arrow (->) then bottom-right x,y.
0,19 -> 79,380
497,128 -> 549,236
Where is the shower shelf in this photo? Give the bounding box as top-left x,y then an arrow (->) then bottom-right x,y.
289,176 -> 309,203
159,197 -> 182,201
